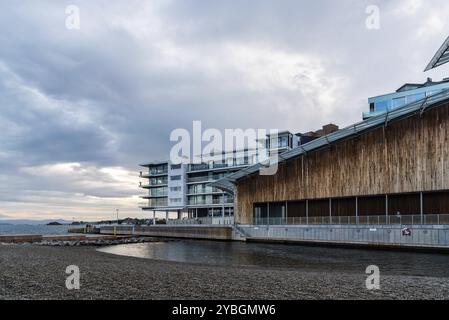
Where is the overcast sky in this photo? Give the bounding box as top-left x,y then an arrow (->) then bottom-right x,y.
1,0 -> 449,221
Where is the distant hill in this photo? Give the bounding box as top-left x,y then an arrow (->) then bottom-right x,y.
0,219 -> 72,225
46,221 -> 63,226
0,217 -> 153,226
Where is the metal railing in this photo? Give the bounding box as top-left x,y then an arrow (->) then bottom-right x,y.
187,176 -> 212,183
138,199 -> 168,208
149,191 -> 168,197
139,169 -> 168,178
188,164 -> 210,172
187,187 -> 223,195
188,162 -> 250,173
168,216 -> 235,225
168,217 -> 213,225
149,168 -> 168,175
187,199 -> 234,206
254,214 -> 449,226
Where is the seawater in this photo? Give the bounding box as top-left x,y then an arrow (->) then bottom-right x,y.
0,224 -> 74,235
98,239 -> 449,277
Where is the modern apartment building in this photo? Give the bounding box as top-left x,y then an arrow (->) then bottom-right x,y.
139,161 -> 186,214
139,126 -> 338,222
140,151 -> 258,221
363,78 -> 449,119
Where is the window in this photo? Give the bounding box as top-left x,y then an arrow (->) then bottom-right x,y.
170,198 -> 182,203
150,187 -> 167,197
392,97 -> 406,109
269,136 -> 289,149
150,176 -> 168,185
369,103 -> 375,112
375,100 -> 389,112
149,164 -> 168,175
171,164 -> 182,170
427,90 -> 442,97
407,93 -> 425,104
149,198 -> 168,207
188,195 -> 207,205
170,175 -> 181,181
170,187 -> 182,192
279,136 -> 289,148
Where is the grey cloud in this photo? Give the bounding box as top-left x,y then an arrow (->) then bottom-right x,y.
0,0 -> 448,219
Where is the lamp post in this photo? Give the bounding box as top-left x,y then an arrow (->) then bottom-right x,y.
116,209 -> 119,225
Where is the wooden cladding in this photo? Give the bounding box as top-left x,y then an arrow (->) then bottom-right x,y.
236,102 -> 449,224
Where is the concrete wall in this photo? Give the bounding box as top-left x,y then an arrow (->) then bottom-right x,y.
100,225 -> 233,241
238,224 -> 449,249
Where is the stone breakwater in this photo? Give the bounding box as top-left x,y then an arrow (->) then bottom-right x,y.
1,237 -> 158,247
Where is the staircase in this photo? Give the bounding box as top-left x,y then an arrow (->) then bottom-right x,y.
232,225 -> 249,241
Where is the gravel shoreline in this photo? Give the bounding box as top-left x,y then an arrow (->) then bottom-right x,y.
1,244 -> 449,300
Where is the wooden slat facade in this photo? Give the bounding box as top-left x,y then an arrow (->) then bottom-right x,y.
235,102 -> 449,224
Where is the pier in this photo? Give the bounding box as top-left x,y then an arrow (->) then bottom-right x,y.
0,234 -> 130,244
99,223 -> 449,252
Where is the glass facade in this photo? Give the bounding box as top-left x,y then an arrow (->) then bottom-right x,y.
187,195 -> 234,206
187,184 -> 221,195
149,176 -> 168,186
365,81 -> 449,119
148,198 -> 168,207
141,137 -> 294,221
149,164 -> 168,175
267,135 -> 290,149
149,186 -> 168,197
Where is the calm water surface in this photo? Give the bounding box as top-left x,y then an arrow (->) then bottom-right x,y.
98,240 -> 449,277
0,224 -> 74,235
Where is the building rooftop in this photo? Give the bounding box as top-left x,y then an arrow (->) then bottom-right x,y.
425,35 -> 449,71
140,160 -> 169,168
396,78 -> 449,93
212,88 -> 449,192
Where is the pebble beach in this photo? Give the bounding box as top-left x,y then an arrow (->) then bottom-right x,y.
1,244 -> 449,300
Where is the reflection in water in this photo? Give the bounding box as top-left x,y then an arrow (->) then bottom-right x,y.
98,240 -> 449,277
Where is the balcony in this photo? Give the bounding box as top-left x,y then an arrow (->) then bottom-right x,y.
150,169 -> 168,175
187,162 -> 249,173
140,182 -> 168,189
187,176 -> 214,183
187,173 -> 230,183
139,198 -> 168,208
188,163 -> 210,172
139,172 -> 151,178
187,186 -> 223,195
139,170 -> 168,178
362,110 -> 387,119
187,198 -> 234,206
146,186 -> 167,197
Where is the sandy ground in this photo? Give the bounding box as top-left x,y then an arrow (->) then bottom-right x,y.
1,244 -> 449,300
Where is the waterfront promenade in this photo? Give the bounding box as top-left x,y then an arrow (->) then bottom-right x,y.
1,244 -> 449,300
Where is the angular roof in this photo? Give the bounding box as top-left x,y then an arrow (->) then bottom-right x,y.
425,36 -> 449,71
211,89 -> 449,191
396,78 -> 449,93
140,160 -> 168,167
